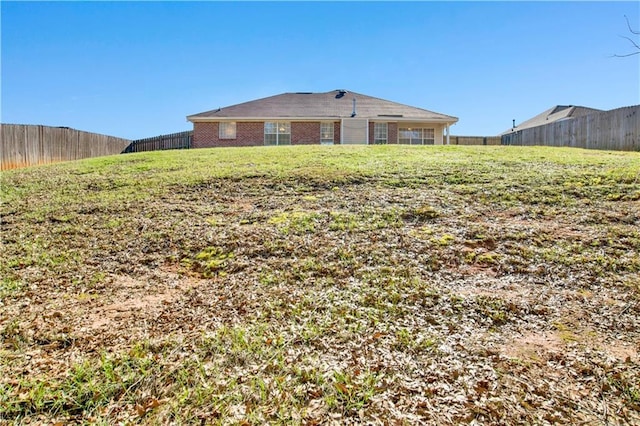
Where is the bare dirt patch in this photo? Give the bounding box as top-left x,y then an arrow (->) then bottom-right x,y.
503,331 -> 568,360
84,274 -> 193,332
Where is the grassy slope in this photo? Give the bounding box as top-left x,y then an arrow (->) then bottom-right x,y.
1,145 -> 639,424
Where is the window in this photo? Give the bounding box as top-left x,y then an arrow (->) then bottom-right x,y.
320,122 -> 334,145
264,122 -> 291,146
374,122 -> 388,144
399,128 -> 435,145
423,128 -> 435,145
219,122 -> 236,139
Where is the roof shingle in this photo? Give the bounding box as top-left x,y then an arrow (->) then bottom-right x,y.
187,90 -> 458,123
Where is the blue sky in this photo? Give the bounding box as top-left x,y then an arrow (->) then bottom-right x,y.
2,1 -> 639,140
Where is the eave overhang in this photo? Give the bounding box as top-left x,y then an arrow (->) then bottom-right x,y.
188,116 -> 459,125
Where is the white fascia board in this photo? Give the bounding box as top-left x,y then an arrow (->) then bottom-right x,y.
188,116 -> 459,124
369,118 -> 459,126
187,116 -> 340,123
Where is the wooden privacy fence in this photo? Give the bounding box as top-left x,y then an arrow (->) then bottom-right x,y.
123,130 -> 192,153
1,124 -> 130,170
448,135 -> 501,146
122,131 -> 495,150
502,105 -> 639,151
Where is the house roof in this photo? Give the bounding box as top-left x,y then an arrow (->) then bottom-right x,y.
187,90 -> 458,124
501,105 -> 602,135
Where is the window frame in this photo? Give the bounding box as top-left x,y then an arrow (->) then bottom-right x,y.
423,128 -> 435,145
320,122 -> 334,145
398,127 -> 435,145
219,122 -> 237,139
373,122 -> 388,145
264,122 -> 291,146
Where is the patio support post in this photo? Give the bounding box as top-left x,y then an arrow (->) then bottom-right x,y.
446,124 -> 450,145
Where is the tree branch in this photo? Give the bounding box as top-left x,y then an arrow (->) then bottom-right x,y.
620,34 -> 640,51
613,15 -> 640,57
612,52 -> 640,58
625,15 -> 640,35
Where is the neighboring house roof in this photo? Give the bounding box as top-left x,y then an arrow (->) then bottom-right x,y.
187,90 -> 458,124
501,105 -> 602,135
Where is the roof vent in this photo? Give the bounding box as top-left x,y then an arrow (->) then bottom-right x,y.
335,90 -> 347,99
296,92 -> 313,94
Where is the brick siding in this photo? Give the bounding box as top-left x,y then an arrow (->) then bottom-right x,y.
388,122 -> 398,144
193,122 -> 263,148
193,123 -> 217,149
334,122 -> 341,145
291,122 -> 320,145
193,121 -> 341,148
368,122 -> 374,145
236,122 -> 264,146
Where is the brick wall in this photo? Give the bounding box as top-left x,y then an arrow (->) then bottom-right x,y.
291,122 -> 320,145
388,122 -> 398,144
193,123 -> 217,148
236,122 -> 264,146
368,122 -> 374,145
193,122 -> 263,148
193,121 -> 342,147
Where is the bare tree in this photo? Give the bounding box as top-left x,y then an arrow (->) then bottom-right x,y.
613,15 -> 639,57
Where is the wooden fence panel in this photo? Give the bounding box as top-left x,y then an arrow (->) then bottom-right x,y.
1,124 -> 130,170
502,105 -> 639,151
448,136 -> 502,146
123,131 -> 192,153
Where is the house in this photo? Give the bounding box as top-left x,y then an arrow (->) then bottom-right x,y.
186,90 -> 458,148
501,105 -> 602,135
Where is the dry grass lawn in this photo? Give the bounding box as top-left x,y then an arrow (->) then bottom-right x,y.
1,145 -> 639,424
